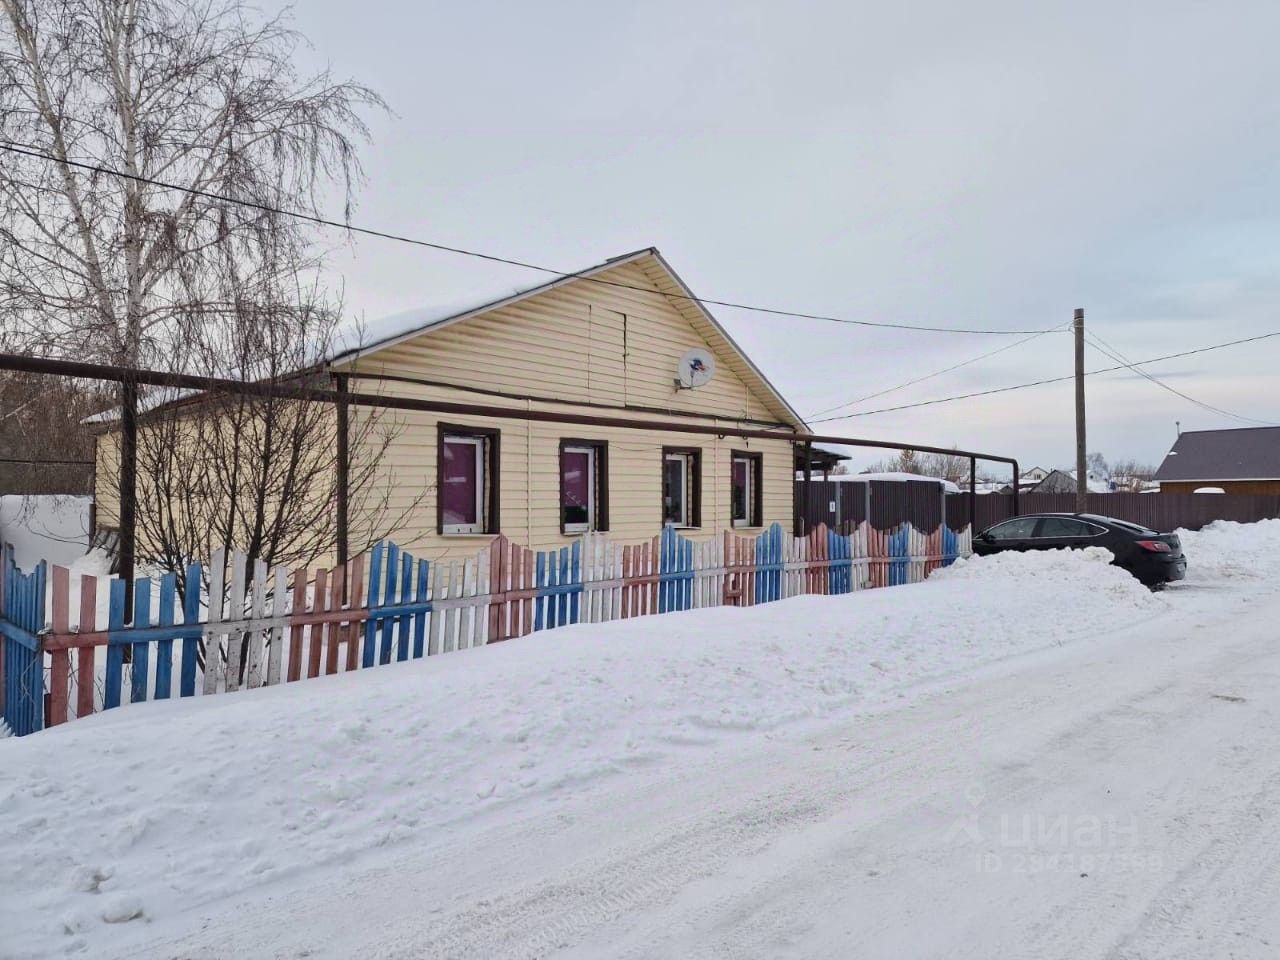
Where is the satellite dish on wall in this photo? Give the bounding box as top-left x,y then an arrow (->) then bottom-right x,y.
676,348 -> 716,389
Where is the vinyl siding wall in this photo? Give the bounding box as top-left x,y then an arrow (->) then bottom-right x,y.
93,257 -> 805,562
342,259 -> 801,556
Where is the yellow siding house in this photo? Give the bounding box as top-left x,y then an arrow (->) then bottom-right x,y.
97,248 -> 813,558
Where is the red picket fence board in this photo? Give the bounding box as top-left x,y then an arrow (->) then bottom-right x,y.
77,576 -> 96,720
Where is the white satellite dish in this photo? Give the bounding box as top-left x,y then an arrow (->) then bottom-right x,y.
676,348 -> 716,389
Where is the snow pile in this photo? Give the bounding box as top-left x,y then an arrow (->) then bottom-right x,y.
1175,519 -> 1280,587
0,495 -> 93,569
935,545 -> 1165,610
0,547 -> 1165,955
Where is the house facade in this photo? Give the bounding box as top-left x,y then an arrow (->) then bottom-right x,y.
95,248 -> 811,559
1155,426 -> 1280,495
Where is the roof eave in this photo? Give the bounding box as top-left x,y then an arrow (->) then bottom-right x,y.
327,248 -> 657,369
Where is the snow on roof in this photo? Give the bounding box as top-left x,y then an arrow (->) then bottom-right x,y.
330,281 -> 557,362
797,471 -> 961,493
326,249 -> 659,365
81,388 -> 197,425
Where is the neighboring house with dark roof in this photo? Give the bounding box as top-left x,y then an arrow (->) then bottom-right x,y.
1154,426 -> 1280,495
1020,469 -> 1111,494
93,248 -> 813,559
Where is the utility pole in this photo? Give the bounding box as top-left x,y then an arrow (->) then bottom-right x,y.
1073,308 -> 1087,513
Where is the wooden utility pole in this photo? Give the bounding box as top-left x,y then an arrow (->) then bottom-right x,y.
1073,308 -> 1087,513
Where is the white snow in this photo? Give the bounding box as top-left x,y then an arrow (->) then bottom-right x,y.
0,495 -> 99,570
4,521 -> 1280,958
806,471 -> 962,492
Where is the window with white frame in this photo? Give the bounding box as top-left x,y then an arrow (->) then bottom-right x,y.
439,427 -> 498,534
731,451 -> 762,527
662,448 -> 701,527
561,441 -> 608,533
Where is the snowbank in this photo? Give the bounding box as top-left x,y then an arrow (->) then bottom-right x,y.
0,495 -> 94,569
0,545 -> 1169,956
1174,519 -> 1280,588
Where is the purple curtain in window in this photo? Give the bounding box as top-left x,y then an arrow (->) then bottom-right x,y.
442,440 -> 478,525
663,457 -> 684,525
731,459 -> 748,520
562,450 -> 590,526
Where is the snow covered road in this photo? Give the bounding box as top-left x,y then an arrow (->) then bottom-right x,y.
6,521 -> 1280,959
119,577 -> 1280,960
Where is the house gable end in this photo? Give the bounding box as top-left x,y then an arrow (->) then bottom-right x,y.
336,251 -> 807,430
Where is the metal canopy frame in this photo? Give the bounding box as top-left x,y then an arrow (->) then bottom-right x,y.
0,353 -> 1019,614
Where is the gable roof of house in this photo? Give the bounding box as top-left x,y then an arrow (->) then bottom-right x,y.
329,247 -> 809,431
1154,426 -> 1280,482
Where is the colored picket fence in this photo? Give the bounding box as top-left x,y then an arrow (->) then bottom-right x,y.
0,520 -> 971,737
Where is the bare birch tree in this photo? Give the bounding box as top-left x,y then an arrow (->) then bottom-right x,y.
93,259 -> 414,578
0,0 -> 405,574
862,449 -> 969,484
0,0 -> 382,366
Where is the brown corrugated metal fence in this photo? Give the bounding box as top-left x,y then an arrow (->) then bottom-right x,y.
958,492 -> 1280,533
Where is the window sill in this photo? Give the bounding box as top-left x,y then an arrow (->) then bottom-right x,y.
440,531 -> 496,538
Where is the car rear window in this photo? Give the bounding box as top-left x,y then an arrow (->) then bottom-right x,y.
1105,518 -> 1159,536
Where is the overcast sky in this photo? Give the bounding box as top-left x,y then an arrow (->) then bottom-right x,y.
288,0 -> 1280,474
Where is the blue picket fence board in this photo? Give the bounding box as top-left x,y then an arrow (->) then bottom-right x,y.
941,528 -> 959,567
154,574 -> 176,700
396,551 -> 414,662
556,547 -> 569,628
754,524 -> 784,604
412,558 -> 430,659
378,543 -> 400,665
532,550 -> 546,632
362,542 -> 384,669
180,564 -> 202,698
827,528 -> 852,595
534,543 -> 583,630
104,578 -> 127,710
130,579 -> 151,704
1,546 -> 46,737
889,523 -> 912,586
659,527 -> 696,613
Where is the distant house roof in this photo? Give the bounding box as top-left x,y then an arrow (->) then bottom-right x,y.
1154,426 -> 1280,482
1027,469 -> 1111,494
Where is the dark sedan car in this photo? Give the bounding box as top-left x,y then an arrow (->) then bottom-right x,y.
972,513 -> 1187,587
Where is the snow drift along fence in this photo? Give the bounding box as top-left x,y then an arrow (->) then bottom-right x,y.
0,520 -> 972,737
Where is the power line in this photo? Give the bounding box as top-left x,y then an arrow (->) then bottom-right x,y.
805,324 -> 1069,420
1084,330 -> 1278,427
0,141 -> 1059,337
809,330 -> 1280,421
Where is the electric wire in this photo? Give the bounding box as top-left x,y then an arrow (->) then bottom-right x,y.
0,141 -> 1060,336
1083,330 -> 1278,427
808,331 -> 1280,421
805,324 -> 1069,420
